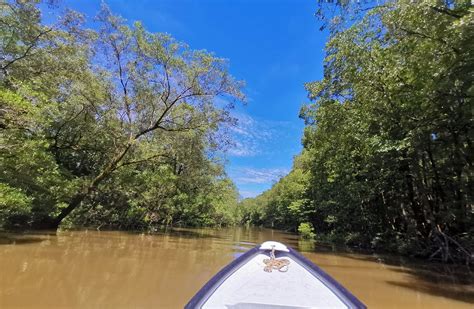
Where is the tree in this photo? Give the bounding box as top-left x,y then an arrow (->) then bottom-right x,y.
305,0 -> 473,259
0,1 -> 244,229
246,0 -> 473,262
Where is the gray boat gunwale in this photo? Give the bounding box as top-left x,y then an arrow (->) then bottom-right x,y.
185,244 -> 366,309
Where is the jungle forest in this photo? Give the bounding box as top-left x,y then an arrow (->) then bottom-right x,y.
1,0 -> 473,265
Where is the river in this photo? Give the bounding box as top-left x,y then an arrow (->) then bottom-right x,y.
0,228 -> 472,308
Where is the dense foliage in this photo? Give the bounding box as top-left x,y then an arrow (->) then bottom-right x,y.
0,1 -> 243,230
242,0 -> 473,263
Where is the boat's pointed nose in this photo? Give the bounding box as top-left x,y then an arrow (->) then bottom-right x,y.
259,241 -> 289,252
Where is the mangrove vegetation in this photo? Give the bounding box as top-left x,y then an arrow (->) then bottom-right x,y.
0,0 -> 473,264
241,0 -> 473,263
0,0 -> 244,230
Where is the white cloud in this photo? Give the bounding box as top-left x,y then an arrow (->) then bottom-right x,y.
226,141 -> 257,157
226,112 -> 293,157
230,167 -> 290,185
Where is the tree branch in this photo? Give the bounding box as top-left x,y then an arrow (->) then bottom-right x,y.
116,153 -> 171,169
399,27 -> 460,55
429,6 -> 463,19
1,27 -> 53,73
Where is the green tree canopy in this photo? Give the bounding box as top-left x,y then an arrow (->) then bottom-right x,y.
1,0 -> 244,229
242,0 -> 473,263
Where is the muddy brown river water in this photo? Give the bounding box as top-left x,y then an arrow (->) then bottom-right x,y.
0,228 -> 472,308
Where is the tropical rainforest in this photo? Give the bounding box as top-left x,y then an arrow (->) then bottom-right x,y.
1,0 -> 244,230
241,0 -> 473,263
0,0 -> 473,264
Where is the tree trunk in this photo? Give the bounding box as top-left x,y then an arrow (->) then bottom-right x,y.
48,142 -> 134,229
50,191 -> 89,228
400,156 -> 429,237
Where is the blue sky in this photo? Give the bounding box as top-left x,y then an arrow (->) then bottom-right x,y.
62,0 -> 328,198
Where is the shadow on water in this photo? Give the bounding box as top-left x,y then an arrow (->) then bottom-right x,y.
387,280 -> 474,304
0,230 -> 58,245
387,263 -> 474,304
0,236 -> 46,245
338,252 -> 474,304
0,227 -> 220,247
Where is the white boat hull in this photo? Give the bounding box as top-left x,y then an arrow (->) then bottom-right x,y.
186,242 -> 366,309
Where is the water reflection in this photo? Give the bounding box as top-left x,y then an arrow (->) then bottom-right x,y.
0,228 -> 472,308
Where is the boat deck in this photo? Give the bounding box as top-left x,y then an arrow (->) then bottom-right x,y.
202,253 -> 348,309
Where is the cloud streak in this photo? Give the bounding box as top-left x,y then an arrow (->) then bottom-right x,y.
230,167 -> 290,185
227,112 -> 295,158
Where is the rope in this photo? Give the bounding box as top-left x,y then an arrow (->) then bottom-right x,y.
263,245 -> 290,272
